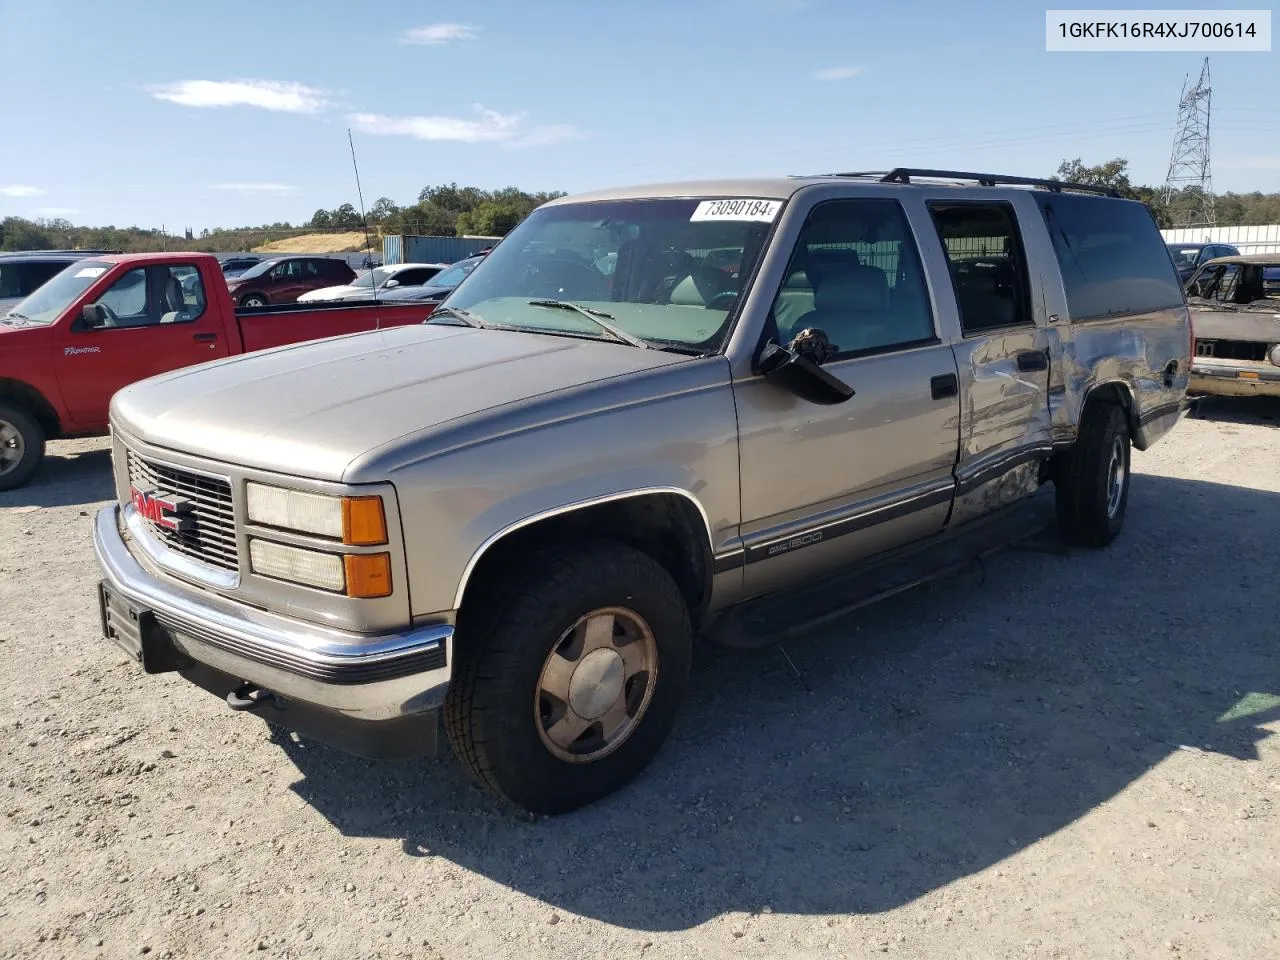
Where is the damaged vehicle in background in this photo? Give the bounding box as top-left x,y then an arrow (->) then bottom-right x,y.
1185,252 -> 1280,400
1167,241 -> 1240,284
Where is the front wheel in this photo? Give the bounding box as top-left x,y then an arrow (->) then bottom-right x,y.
444,540 -> 692,814
0,403 -> 46,491
239,294 -> 267,308
1054,401 -> 1131,547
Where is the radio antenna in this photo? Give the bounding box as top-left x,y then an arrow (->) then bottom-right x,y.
347,128 -> 379,304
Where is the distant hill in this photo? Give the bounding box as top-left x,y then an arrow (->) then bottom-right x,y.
254,232 -> 372,254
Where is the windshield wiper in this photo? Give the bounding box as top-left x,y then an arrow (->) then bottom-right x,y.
428,305 -> 489,328
1,312 -> 30,324
526,300 -> 651,349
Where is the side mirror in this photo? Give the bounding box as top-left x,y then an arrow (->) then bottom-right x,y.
81,303 -> 109,329
383,279 -> 400,288
758,328 -> 854,405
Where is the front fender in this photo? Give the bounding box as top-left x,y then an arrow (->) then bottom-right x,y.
383,359 -> 743,618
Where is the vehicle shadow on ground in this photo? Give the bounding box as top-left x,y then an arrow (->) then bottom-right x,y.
1190,395 -> 1280,425
275,473 -> 1279,931
0,448 -> 114,510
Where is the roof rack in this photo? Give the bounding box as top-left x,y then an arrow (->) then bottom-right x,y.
821,168 -> 1120,197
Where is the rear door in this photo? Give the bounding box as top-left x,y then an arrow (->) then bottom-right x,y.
52,262 -> 231,426
922,197 -> 1054,524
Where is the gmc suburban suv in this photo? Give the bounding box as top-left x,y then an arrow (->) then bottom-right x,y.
93,169 -> 1191,814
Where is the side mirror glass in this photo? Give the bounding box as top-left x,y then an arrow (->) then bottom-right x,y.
81,303 -> 108,329
758,328 -> 854,405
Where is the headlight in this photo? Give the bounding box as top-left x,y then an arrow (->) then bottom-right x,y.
1270,344 -> 1280,367
246,483 -> 387,545
250,539 -> 346,592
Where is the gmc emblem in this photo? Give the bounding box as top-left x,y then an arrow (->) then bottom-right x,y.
130,487 -> 194,533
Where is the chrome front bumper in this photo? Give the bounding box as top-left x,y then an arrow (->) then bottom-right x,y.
93,505 -> 453,734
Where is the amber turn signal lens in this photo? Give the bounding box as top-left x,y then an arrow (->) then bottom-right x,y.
344,553 -> 393,599
342,496 -> 387,546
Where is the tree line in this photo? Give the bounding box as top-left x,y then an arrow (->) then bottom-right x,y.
3,168 -> 1279,253
306,183 -> 567,237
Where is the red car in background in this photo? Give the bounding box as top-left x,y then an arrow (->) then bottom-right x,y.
0,252 -> 436,489
224,255 -> 356,307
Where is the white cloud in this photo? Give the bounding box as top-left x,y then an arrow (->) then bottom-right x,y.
505,124 -> 586,149
1,185 -> 44,198
399,23 -> 478,45
813,65 -> 866,81
150,80 -> 330,113
31,207 -> 79,216
348,106 -> 525,143
210,183 -> 299,193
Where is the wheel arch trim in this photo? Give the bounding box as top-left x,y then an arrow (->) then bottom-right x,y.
450,487 -> 716,611
1081,377 -> 1139,431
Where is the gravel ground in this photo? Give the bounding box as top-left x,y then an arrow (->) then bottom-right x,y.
2,398 -> 1279,960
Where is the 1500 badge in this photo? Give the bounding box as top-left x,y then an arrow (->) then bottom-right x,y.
766,531 -> 824,557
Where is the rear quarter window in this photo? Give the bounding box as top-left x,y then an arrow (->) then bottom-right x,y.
1035,194 -> 1185,320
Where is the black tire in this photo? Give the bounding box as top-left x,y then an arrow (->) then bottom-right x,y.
0,403 -> 46,491
444,539 -> 692,814
240,293 -> 267,308
1054,401 -> 1131,547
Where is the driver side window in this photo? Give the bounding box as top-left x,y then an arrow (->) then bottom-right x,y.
97,269 -> 148,324
771,199 -> 936,358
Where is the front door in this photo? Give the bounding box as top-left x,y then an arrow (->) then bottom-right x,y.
53,263 -> 231,427
921,199 -> 1053,521
733,197 -> 962,598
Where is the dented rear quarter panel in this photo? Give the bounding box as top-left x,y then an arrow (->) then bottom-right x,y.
1029,209 -> 1191,452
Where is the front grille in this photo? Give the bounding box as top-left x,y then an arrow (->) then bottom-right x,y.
126,451 -> 239,573
1195,338 -> 1272,362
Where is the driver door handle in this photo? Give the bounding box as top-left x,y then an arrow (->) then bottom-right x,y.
1016,349 -> 1048,372
193,332 -> 218,343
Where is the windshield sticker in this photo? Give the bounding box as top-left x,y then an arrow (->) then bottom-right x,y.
690,199 -> 782,223
73,267 -> 106,278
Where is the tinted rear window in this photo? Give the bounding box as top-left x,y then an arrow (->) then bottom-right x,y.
1035,194 -> 1184,320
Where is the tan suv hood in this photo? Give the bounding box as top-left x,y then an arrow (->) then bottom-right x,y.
111,323 -> 687,481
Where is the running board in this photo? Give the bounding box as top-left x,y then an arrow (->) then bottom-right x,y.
702,493 -> 1056,649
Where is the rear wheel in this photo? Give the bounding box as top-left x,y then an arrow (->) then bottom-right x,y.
1054,401 -> 1131,547
240,294 -> 267,308
0,403 -> 46,491
444,540 -> 692,814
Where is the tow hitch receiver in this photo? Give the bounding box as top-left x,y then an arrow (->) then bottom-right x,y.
226,682 -> 282,712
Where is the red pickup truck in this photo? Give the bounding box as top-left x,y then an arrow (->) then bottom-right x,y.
0,252 -> 436,489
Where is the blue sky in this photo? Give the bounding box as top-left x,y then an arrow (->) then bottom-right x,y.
1,0 -> 1277,230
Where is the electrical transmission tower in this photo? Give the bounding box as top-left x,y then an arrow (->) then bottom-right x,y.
1162,57 -> 1216,228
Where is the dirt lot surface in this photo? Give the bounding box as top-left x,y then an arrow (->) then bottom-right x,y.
2,400 -> 1279,960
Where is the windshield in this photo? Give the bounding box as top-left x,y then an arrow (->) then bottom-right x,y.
349,267 -> 395,289
429,256 -> 484,290
235,258 -> 281,281
1167,244 -> 1203,267
439,198 -> 778,351
4,260 -> 112,325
